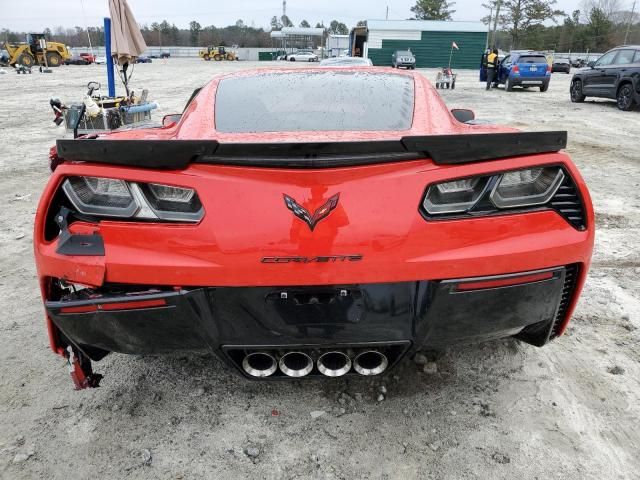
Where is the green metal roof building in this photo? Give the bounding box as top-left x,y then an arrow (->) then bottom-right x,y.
360,20 -> 488,69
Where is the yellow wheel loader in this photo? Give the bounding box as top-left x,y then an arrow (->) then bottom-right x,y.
4,33 -> 70,68
198,46 -> 239,61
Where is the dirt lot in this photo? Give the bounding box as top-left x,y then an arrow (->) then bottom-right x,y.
0,59 -> 639,479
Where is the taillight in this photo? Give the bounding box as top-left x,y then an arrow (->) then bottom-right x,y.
420,166 -> 580,226
61,176 -> 204,223
512,64 -> 519,73
547,64 -> 552,73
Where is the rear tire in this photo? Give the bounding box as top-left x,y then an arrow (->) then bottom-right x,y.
289,57 -> 296,61
17,53 -> 34,67
540,83 -> 549,92
570,79 -> 585,103
616,83 -> 636,111
505,77 -> 513,91
203,54 -> 210,61
46,52 -> 62,67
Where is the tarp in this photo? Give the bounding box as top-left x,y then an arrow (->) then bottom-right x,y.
108,0 -> 147,65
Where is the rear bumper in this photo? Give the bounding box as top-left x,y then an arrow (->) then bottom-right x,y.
45,265 -> 579,376
510,76 -> 550,86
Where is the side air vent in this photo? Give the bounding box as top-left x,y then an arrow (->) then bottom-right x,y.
549,176 -> 586,230
550,264 -> 580,339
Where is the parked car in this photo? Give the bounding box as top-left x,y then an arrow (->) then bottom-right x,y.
392,50 -> 416,69
39,67 -> 593,388
552,58 -> 571,73
319,57 -> 373,67
160,51 -> 171,59
482,51 -> 551,92
64,55 -> 90,65
94,56 -> 107,64
135,56 -> 152,63
287,50 -> 318,62
79,53 -> 95,63
570,45 -> 640,111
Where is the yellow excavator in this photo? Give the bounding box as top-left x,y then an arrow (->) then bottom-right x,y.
3,33 -> 71,68
198,46 -> 239,61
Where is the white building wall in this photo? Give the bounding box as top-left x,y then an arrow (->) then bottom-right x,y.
367,29 -> 422,49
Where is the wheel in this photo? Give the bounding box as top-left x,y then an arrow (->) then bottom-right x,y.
213,54 -> 222,61
17,53 -> 34,67
308,58 -> 313,62
505,77 -> 513,91
289,57 -> 296,61
203,54 -> 210,61
616,83 -> 636,111
226,54 -> 234,61
540,83 -> 549,92
46,52 -> 62,67
570,79 -> 585,103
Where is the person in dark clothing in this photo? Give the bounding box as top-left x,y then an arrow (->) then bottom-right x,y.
486,48 -> 499,90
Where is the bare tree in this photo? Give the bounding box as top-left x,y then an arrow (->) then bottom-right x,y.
579,0 -> 623,21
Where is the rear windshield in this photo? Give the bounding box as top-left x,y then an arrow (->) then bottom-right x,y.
517,55 -> 547,63
215,71 -> 415,133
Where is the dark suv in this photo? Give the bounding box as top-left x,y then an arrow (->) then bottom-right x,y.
570,46 -> 640,111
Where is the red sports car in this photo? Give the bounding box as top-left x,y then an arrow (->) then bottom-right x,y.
35,68 -> 594,388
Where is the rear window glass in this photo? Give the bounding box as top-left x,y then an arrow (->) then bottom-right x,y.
215,71 -> 415,133
517,55 -> 547,63
615,49 -> 636,65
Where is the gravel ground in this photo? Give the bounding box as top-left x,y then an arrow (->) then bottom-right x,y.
0,59 -> 639,479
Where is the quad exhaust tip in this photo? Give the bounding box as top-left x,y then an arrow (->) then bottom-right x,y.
279,351 -> 313,377
353,350 -> 388,376
317,351 -> 352,377
242,351 -> 278,377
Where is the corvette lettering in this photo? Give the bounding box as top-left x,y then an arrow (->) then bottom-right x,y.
261,255 -> 363,263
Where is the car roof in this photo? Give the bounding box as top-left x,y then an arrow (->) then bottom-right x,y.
107,67 -> 514,143
512,51 -> 546,56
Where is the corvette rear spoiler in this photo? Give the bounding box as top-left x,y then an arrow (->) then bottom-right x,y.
56,131 -> 567,170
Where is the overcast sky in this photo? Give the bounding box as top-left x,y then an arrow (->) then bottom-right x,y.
2,0 -> 597,32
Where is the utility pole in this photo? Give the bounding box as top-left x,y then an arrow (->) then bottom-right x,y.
386,6 -> 389,20
283,0 -> 287,19
486,6 -> 493,49
491,0 -> 502,49
624,0 -> 637,45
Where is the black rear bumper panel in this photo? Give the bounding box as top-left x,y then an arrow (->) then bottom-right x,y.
45,266 -> 575,376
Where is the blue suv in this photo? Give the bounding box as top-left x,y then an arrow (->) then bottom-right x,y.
481,51 -> 551,92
